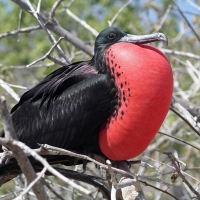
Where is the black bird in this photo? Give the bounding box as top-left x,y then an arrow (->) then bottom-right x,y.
0,27 -> 172,169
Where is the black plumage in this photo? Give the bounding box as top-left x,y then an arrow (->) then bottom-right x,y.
1,27 -> 168,167
2,28 -> 127,161
8,28 -> 131,156
11,62 -> 118,153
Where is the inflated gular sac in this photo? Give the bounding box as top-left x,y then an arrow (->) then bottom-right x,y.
99,43 -> 173,160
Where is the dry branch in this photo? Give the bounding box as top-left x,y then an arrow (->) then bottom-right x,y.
173,1 -> 200,43
27,37 -> 65,67
0,25 -> 41,39
164,151 -> 200,198
158,131 -> 200,151
170,97 -> 200,136
0,79 -> 20,102
0,96 -> 49,200
12,0 -> 94,56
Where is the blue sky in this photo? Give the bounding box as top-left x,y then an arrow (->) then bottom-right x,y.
177,0 -> 200,24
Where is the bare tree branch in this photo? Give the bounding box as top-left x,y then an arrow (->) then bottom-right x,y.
158,131 -> 200,151
164,151 -> 200,198
0,138 -> 92,195
187,0 -> 200,11
139,180 -> 179,200
170,97 -> 200,136
174,97 -> 200,122
173,1 -> 200,43
161,48 -> 200,60
154,4 -> 172,32
27,37 -> 65,67
46,55 -> 69,66
0,25 -> 41,40
62,3 -> 99,37
2,62 -> 55,69
0,79 -> 20,102
42,178 -> 66,200
24,0 -> 70,64
14,166 -> 48,200
50,0 -> 64,19
12,0 -> 94,57
108,0 -> 133,27
0,96 -> 49,200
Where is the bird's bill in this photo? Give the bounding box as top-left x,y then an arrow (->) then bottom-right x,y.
119,32 -> 168,45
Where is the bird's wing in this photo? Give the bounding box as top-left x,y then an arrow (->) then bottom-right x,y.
11,61 -> 97,112
11,62 -> 117,151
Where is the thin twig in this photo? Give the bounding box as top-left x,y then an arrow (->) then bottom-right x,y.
27,37 -> 65,67
161,48 -> 200,60
170,97 -> 200,136
171,7 -> 200,16
158,131 -> 200,151
25,0 -> 70,64
14,166 -> 48,200
12,0 -> 94,56
0,141 -> 179,198
63,8 -> 98,37
187,0 -> 200,12
154,4 -> 172,32
0,25 -> 41,39
50,0 -> 63,19
140,180 -> 179,200
2,62 -> 55,69
173,1 -> 200,43
108,0 -> 133,27
0,79 -> 20,102
42,179 -> 66,200
173,97 -> 200,121
46,55 -> 68,66
0,80 -> 27,89
164,151 -> 200,198
36,0 -> 42,13
17,9 -> 23,41
1,142 -> 182,189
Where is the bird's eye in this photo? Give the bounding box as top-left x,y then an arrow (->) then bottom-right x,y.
108,33 -> 116,40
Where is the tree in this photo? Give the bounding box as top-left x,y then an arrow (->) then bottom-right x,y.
0,0 -> 200,199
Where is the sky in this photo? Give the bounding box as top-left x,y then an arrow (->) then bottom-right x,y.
177,0 -> 200,24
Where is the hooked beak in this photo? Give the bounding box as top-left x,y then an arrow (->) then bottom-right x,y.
119,32 -> 168,46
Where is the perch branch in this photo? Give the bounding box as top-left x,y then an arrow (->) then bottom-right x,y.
0,96 -> 49,200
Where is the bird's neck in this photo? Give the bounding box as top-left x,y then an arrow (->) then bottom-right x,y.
92,44 -> 113,74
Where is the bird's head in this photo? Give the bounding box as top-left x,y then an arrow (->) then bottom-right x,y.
94,27 -> 168,54
93,27 -> 168,73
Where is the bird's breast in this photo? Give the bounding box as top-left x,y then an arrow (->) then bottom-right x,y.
99,43 -> 173,160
